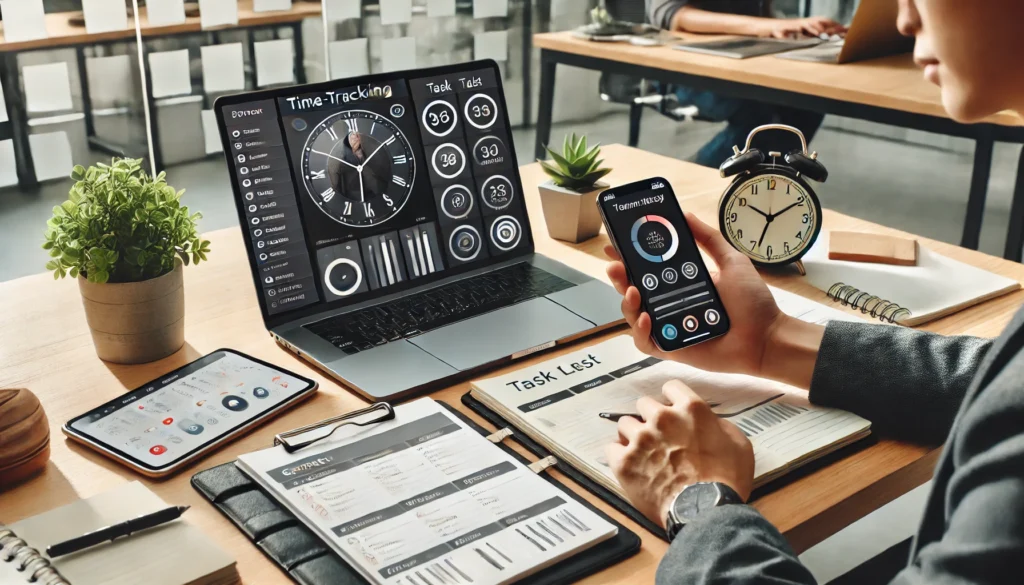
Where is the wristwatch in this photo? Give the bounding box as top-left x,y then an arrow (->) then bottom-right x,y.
665,482 -> 744,540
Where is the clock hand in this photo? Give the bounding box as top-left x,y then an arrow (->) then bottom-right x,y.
771,201 -> 801,218
362,140 -> 390,166
312,149 -> 359,170
748,205 -> 770,218
358,165 -> 365,202
757,220 -> 771,249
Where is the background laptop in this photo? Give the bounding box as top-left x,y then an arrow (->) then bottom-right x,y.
214,60 -> 622,402
776,0 -> 913,64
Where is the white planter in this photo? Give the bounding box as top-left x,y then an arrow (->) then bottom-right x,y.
538,180 -> 608,244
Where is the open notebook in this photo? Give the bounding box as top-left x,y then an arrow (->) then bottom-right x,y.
0,482 -> 237,585
803,232 -> 1021,326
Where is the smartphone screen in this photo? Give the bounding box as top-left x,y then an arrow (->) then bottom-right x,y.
65,349 -> 316,473
598,177 -> 730,351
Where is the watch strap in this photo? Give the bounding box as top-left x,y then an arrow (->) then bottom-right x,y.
665,482 -> 744,541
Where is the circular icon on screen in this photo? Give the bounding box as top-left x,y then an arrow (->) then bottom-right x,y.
480,175 -> 514,210
489,216 -> 522,251
323,257 -> 363,297
253,387 -> 271,399
449,225 -> 482,262
662,267 -> 678,284
464,93 -> 498,130
473,135 -> 507,168
440,184 -> 474,219
291,118 -> 307,132
661,324 -> 678,340
222,395 -> 249,412
390,104 -> 405,118
705,309 -> 720,325
242,179 -> 251,187
630,215 -> 679,263
149,445 -> 167,456
641,273 -> 659,291
421,100 -> 458,137
240,167 -> 249,175
432,143 -> 466,179
245,192 -> 254,200
177,420 -> 205,435
682,315 -> 699,333
232,130 -> 240,138
681,262 -> 699,279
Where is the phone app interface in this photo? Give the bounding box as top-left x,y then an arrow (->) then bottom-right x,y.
602,180 -> 729,349
70,352 -> 308,468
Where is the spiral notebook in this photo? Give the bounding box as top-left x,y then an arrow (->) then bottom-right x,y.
803,232 -> 1021,326
0,482 -> 237,585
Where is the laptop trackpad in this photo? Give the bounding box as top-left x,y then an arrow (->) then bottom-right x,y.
408,297 -> 593,371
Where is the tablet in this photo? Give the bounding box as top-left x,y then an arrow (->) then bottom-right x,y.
63,349 -> 318,477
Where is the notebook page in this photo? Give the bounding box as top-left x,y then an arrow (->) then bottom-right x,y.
237,398 -> 616,585
9,482 -> 234,585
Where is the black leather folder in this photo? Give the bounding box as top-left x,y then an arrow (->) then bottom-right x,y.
191,401 -> 641,585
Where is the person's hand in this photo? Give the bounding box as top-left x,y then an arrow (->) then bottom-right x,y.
605,380 -> 754,528
605,212 -> 784,378
759,17 -> 847,39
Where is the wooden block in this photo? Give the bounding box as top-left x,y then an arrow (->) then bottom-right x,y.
828,231 -> 918,266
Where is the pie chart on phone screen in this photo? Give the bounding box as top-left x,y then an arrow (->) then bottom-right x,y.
630,215 -> 678,263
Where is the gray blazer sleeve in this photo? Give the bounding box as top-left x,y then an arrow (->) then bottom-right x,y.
647,0 -> 688,29
809,321 -> 991,445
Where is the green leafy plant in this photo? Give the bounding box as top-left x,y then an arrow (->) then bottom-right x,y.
43,158 -> 211,284
539,133 -> 612,192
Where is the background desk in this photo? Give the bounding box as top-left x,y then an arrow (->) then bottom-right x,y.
531,31 -> 1024,262
2,145 -> 1023,583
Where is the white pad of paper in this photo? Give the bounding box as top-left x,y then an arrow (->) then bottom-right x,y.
0,0 -> 48,43
149,49 -> 193,98
427,0 -> 456,17
254,39 -> 295,87
82,0 -> 129,34
474,0 -> 508,19
201,110 -> 222,154
146,0 -> 186,26
199,0 -> 239,29
201,43 -> 245,93
0,140 -> 17,188
328,38 -> 369,79
379,0 -> 412,25
85,55 -> 134,105
253,0 -> 291,11
474,30 -> 508,61
22,63 -> 73,114
0,79 -> 8,123
381,37 -> 416,73
325,0 -> 361,22
29,131 -> 74,182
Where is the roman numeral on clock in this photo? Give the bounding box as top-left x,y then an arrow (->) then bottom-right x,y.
325,126 -> 338,141
321,187 -> 335,202
392,175 -> 407,187
309,169 -> 326,180
393,155 -> 407,164
345,118 -> 358,133
343,201 -> 352,215
364,202 -> 375,217
384,135 -> 395,146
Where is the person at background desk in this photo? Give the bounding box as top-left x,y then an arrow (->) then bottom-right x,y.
646,0 -> 845,168
609,1 -> 1024,583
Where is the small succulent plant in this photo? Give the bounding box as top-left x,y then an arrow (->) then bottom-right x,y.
539,133 -> 612,192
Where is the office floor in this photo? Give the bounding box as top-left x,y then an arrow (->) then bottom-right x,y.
0,108 -> 1013,581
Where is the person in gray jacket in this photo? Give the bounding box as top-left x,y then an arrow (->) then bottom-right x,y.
602,1 -> 1024,583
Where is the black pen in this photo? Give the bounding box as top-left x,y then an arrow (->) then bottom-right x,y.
599,402 -> 721,422
46,505 -> 190,558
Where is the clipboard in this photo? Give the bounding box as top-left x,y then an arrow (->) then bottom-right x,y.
191,401 -> 641,585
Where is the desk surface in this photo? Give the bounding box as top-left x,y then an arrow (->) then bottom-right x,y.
533,31 -> 1024,129
2,144 -> 1023,584
0,0 -> 320,53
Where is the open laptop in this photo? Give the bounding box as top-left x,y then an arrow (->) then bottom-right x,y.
214,60 -> 623,402
776,0 -> 913,64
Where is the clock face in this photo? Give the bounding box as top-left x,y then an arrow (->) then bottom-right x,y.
720,172 -> 821,264
301,109 -> 416,227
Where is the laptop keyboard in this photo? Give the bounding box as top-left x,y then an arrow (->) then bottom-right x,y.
305,262 -> 575,355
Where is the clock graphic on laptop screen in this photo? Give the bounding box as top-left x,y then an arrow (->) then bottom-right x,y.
301,109 -> 416,227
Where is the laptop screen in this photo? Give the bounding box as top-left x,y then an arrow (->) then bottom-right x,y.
215,61 -> 531,326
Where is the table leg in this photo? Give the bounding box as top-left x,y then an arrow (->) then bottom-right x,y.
628,101 -> 643,148
293,22 -> 307,85
0,53 -> 39,189
534,52 -> 556,160
960,130 -> 993,250
1003,146 -> 1024,262
76,47 -> 96,139
521,0 -> 533,127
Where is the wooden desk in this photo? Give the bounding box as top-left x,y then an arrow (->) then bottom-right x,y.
531,31 -> 1024,262
2,145 -> 1022,583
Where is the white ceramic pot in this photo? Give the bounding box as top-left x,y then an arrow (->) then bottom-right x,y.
538,180 -> 608,244
78,261 -> 185,364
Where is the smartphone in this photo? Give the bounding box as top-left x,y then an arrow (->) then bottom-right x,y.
63,349 -> 318,477
597,177 -> 730,351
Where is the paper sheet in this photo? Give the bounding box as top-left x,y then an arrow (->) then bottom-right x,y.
0,78 -> 8,123
145,0 -> 187,26
85,55 -> 134,107
0,0 -> 48,43
82,0 -> 129,34
149,49 -> 193,98
201,110 -> 222,154
29,131 -> 73,182
253,0 -> 292,11
325,0 -> 361,21
380,37 -> 416,73
198,0 -> 239,29
328,38 -> 370,79
0,140 -> 18,187
379,0 -> 412,25
254,39 -> 295,87
22,62 -> 73,113
426,0 -> 456,17
473,0 -> 508,19
474,30 -> 508,62
201,43 -> 245,93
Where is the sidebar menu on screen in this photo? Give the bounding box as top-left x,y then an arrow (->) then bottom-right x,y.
221,100 -> 321,315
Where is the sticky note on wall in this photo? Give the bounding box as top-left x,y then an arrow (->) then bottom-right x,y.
474,30 -> 508,62
146,0 -> 187,26
0,0 -> 49,43
473,0 -> 508,19
427,0 -> 456,17
328,38 -> 370,79
254,39 -> 295,87
22,62 -> 73,113
201,43 -> 245,93
82,0 -> 129,34
325,0 -> 361,22
380,37 -> 416,73
29,131 -> 74,182
253,0 -> 292,11
380,0 -> 413,25
149,49 -> 193,98
0,140 -> 18,187
85,55 -> 134,107
199,0 -> 239,29
0,78 -> 8,123
201,110 -> 222,154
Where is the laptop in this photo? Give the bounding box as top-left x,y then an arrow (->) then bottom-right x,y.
213,60 -> 623,402
673,37 -> 822,59
776,0 -> 913,64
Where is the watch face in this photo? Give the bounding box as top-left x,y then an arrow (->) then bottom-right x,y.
674,483 -> 722,523
301,109 -> 416,227
720,171 -> 821,265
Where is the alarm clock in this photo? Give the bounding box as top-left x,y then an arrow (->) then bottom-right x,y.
717,124 -> 827,274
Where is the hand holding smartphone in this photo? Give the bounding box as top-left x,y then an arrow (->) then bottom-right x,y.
597,177 -> 731,351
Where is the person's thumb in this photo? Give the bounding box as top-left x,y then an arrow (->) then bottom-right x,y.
685,212 -> 741,267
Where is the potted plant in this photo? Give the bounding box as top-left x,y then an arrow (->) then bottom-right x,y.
538,134 -> 613,244
43,158 -> 211,364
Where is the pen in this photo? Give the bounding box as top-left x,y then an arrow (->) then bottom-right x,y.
599,402 -> 721,422
46,505 -> 190,559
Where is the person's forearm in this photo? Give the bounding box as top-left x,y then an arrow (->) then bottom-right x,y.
761,315 -> 825,391
670,6 -> 771,36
